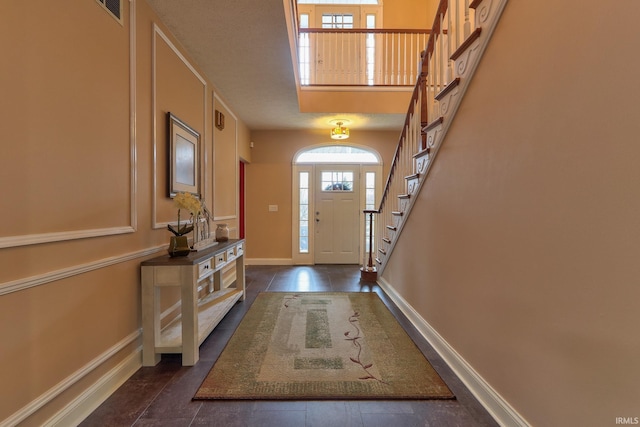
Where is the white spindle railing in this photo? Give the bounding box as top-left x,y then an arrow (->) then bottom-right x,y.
373,0 -> 478,272
299,29 -> 430,86
288,0 -> 485,275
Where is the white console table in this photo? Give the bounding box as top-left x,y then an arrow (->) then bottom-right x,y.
141,239 -> 245,366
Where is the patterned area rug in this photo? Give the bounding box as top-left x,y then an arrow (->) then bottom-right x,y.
193,292 -> 454,400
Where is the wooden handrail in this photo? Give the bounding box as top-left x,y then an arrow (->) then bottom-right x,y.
378,81 -> 421,211
299,28 -> 431,34
376,0 -> 449,213
425,0 -> 450,56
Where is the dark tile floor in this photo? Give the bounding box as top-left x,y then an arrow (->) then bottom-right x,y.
80,265 -> 498,427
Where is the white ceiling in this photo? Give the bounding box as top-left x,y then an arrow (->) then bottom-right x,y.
145,0 -> 406,132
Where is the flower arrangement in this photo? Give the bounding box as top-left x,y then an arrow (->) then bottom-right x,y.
168,192 -> 202,236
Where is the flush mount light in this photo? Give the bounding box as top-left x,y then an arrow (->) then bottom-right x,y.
330,119 -> 351,140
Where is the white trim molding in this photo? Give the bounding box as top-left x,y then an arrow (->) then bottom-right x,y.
301,85 -> 412,93
1,331 -> 141,427
0,245 -> 166,296
0,226 -> 135,250
129,0 -> 138,231
0,0 -> 138,250
44,348 -> 141,427
213,215 -> 237,221
245,258 -> 294,266
378,276 -> 531,427
212,91 -> 239,221
151,23 -> 208,230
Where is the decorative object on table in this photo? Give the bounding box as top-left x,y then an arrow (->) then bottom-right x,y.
215,223 -> 229,242
194,292 -> 454,400
192,201 -> 220,251
168,112 -> 200,197
167,235 -> 191,257
167,192 -> 201,257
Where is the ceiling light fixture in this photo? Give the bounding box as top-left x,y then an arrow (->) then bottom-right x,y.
330,120 -> 350,140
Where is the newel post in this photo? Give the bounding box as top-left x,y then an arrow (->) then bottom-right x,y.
360,210 -> 378,282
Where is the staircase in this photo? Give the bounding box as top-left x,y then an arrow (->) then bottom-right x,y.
371,0 -> 509,275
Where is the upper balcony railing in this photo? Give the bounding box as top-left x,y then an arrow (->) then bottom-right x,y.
298,28 -> 431,86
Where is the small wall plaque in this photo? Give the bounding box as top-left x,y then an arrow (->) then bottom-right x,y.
215,110 -> 225,130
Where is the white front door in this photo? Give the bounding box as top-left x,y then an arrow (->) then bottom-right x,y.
314,166 -> 360,264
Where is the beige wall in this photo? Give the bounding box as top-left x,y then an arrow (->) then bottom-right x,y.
246,129 -> 398,261
298,0 -> 434,29
238,121 -> 252,163
299,90 -> 412,114
212,97 -> 238,221
383,0 -> 434,28
382,1 -> 640,425
0,0 -> 246,424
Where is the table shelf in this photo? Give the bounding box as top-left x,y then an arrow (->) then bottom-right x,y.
156,288 -> 243,352
141,239 -> 245,366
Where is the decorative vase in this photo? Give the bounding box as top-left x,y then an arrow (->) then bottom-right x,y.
168,235 -> 191,257
193,217 -> 200,245
215,223 -> 229,242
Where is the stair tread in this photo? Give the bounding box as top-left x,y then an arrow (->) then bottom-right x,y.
451,27 -> 482,61
414,147 -> 431,159
422,116 -> 444,133
435,78 -> 460,101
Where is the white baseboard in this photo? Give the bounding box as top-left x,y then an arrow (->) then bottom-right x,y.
377,276 -> 530,427
45,348 -> 142,427
246,258 -> 293,266
1,331 -> 142,427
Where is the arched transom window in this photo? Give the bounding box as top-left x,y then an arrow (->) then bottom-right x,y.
294,145 -> 380,164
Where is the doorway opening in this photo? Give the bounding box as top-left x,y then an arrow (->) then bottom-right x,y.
292,145 -> 382,265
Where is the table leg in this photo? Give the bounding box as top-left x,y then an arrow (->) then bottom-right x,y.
180,266 -> 199,366
236,255 -> 245,301
141,268 -> 161,366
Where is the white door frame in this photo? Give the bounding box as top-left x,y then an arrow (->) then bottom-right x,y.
292,159 -> 382,265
